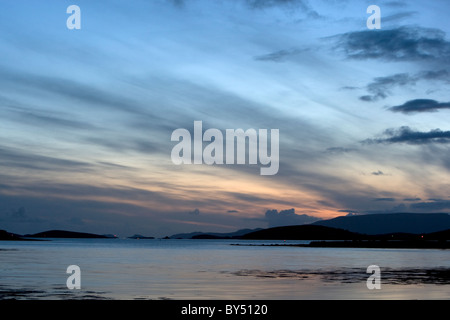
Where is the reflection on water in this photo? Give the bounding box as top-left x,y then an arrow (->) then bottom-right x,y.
228,267 -> 450,284
0,239 -> 449,300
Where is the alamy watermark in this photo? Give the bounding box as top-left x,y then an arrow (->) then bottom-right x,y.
366,265 -> 381,290
65,5 -> 379,30
171,121 -> 279,175
66,265 -> 81,290
367,5 -> 381,30
66,5 -> 81,30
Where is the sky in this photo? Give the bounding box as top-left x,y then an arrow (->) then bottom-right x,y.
0,0 -> 449,237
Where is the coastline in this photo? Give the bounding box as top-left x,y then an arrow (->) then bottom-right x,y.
232,240 -> 449,249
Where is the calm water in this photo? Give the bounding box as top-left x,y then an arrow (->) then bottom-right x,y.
0,239 -> 449,300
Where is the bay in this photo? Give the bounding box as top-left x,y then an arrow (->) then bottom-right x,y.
0,239 -> 449,300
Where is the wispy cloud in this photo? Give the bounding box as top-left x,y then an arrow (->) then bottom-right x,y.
0,146 -> 92,173
359,73 -> 416,102
384,1 -> 408,8
359,70 -> 449,102
403,197 -> 421,201
325,147 -> 357,154
244,0 -> 317,14
373,197 -> 396,202
188,208 -> 200,215
171,0 -> 318,13
2,104 -> 96,131
254,48 -> 308,62
0,67 -> 145,116
383,11 -> 417,23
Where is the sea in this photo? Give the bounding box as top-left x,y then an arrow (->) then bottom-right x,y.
0,238 -> 449,300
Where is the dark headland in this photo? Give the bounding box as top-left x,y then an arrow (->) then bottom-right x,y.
23,230 -> 113,239
312,212 -> 450,235
170,228 -> 262,239
237,225 -> 450,249
0,230 -> 31,241
240,225 -> 360,240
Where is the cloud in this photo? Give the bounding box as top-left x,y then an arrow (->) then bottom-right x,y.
12,207 -> 26,219
67,217 -> 86,226
97,161 -> 135,170
359,73 -> 416,102
0,180 -> 239,236
410,200 -> 450,211
0,207 -> 46,224
389,99 -> 450,114
384,1 -> 408,8
359,70 -> 449,102
418,69 -> 450,81
0,67 -> 145,116
171,0 -> 316,12
0,146 -> 92,173
362,126 -> 450,145
403,198 -> 421,201
335,26 -> 450,62
325,147 -> 357,154
340,86 -> 359,91
245,0 -> 313,12
373,198 -> 396,202
2,105 -> 96,131
169,0 -> 185,8
170,0 -> 324,21
264,208 -> 321,227
225,192 -> 295,207
383,11 -> 417,23
188,208 -> 200,215
84,136 -> 164,155
364,203 -> 408,214
254,48 -> 307,62
338,209 -> 360,216
0,178 -> 185,213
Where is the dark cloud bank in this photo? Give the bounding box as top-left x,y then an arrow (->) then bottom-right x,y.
336,26 -> 450,62
389,99 -> 450,114
362,126 -> 450,145
265,208 -> 321,227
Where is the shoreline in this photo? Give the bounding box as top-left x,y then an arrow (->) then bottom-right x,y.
231,240 -> 449,249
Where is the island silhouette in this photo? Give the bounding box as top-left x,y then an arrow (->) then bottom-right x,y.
1,212 -> 449,248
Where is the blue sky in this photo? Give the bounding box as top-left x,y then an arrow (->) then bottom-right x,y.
1,0 -> 450,237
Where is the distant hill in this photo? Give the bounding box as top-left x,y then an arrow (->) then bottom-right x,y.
0,230 -> 26,241
237,224 -> 450,242
127,234 -> 155,239
425,229 -> 450,240
170,228 -> 263,239
103,234 -> 119,239
24,230 -> 110,239
313,213 -> 450,235
240,225 -> 363,240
